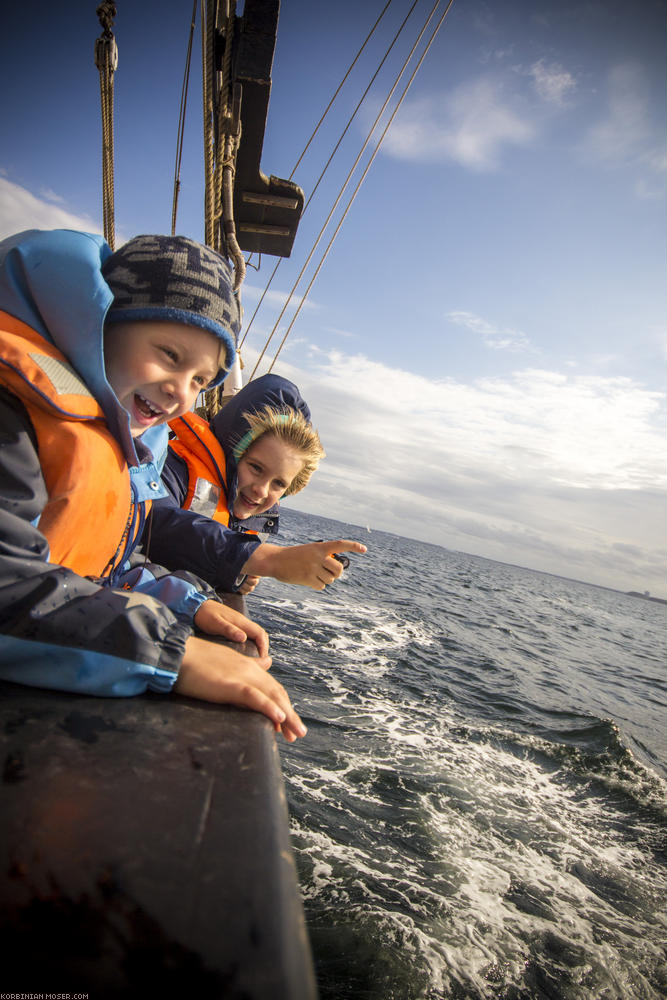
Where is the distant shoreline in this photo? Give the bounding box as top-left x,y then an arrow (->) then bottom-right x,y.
285,507 -> 667,605
626,591 -> 667,608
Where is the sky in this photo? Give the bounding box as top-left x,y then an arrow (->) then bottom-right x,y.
2,0 -> 667,598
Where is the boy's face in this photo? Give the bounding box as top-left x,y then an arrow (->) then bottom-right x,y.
233,434 -> 304,519
104,321 -> 220,437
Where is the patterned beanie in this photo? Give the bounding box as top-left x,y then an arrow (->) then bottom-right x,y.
102,234 -> 240,386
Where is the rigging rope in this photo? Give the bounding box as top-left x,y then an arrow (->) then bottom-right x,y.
95,1 -> 118,250
249,0 -> 455,379
240,0 -> 411,352
242,0 -> 394,284
172,0 -> 198,236
289,0 -> 394,181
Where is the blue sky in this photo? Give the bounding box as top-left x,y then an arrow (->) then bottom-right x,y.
2,0 -> 667,597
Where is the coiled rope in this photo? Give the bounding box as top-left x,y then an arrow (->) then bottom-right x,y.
200,0 -> 246,419
201,0 -> 245,292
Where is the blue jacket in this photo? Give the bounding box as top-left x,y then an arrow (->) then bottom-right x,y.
0,229 -> 215,697
149,375 -> 310,590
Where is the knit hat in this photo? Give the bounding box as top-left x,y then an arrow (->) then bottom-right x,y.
102,235 -> 239,386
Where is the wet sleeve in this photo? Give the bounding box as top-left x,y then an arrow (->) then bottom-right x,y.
118,555 -> 218,618
0,390 -> 192,697
148,495 -> 261,593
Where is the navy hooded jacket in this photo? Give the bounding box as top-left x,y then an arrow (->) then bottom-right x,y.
149,375 -> 311,591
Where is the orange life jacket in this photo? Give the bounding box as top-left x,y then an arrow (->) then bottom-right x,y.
168,411 -> 231,525
0,310 -> 138,579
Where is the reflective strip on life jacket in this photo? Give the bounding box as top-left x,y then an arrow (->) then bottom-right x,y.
190,477 -> 222,518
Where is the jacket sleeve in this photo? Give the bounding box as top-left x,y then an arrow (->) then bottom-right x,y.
0,390 -> 194,697
117,555 -> 219,617
148,493 -> 261,593
160,448 -> 188,506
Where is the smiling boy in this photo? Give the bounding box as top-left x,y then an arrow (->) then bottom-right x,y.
149,374 -> 366,594
0,229 -> 305,741
103,321 -> 221,435
234,427 -> 302,519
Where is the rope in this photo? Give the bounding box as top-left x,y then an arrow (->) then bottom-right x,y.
239,0 -> 417,352
290,0 -> 395,180
201,1 -> 246,420
201,0 -> 216,247
215,3 -> 245,291
95,2 -> 118,250
172,1 -> 198,235
221,137 -> 246,292
201,2 -> 244,283
242,0 -> 394,278
266,0 -> 456,374
265,0 -> 456,373
249,0 -> 453,379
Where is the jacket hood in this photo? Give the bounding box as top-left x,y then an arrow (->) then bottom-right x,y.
210,374 -> 311,467
211,374 -> 311,531
0,229 -> 144,466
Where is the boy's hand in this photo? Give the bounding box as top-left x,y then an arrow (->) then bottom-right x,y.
243,539 -> 367,591
238,574 -> 261,595
176,636 -> 306,742
194,599 -> 269,657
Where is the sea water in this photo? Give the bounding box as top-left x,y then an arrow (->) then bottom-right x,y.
250,508 -> 666,1000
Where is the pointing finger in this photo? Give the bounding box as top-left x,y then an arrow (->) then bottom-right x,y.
331,539 -> 367,555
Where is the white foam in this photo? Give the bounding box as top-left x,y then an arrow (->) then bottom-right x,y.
255,527 -> 667,996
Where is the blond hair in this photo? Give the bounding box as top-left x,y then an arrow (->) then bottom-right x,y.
233,405 -> 325,495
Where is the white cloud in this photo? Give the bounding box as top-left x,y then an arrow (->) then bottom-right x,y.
38,188 -> 66,205
4,175 -> 665,596
248,345 -> 667,595
654,327 -> 667,362
447,310 -> 531,352
528,59 -> 576,106
0,176 -> 102,241
325,326 -> 356,340
581,62 -> 667,199
635,144 -> 667,199
242,280 -> 315,313
646,145 -> 667,177
584,63 -> 650,164
382,76 -> 535,171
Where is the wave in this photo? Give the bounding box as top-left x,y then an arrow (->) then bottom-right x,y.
252,510 -> 667,999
